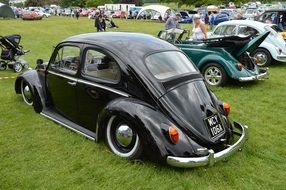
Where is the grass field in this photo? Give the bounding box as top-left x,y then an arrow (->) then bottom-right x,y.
0,17 -> 285,190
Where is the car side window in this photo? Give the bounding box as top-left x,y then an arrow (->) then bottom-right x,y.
213,26 -> 222,35
220,25 -> 236,36
238,26 -> 259,36
51,46 -> 80,75
82,49 -> 120,82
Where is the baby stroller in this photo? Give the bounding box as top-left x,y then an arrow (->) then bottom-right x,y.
0,34 -> 29,73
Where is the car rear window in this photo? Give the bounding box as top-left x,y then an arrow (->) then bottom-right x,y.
145,51 -> 197,80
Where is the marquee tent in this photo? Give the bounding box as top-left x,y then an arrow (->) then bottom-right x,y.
136,5 -> 173,21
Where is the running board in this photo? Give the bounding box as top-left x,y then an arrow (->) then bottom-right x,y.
41,109 -> 96,141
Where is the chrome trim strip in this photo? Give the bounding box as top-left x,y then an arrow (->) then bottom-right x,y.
166,123 -> 248,168
40,112 -> 95,141
277,55 -> 286,60
48,70 -> 77,82
78,79 -> 130,97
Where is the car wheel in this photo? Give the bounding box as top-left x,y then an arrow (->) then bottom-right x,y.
202,63 -> 228,86
0,61 -> 7,71
14,62 -> 23,73
251,48 -> 272,67
105,115 -> 143,160
21,80 -> 33,106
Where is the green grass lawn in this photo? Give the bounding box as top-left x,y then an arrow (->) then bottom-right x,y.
0,17 -> 285,190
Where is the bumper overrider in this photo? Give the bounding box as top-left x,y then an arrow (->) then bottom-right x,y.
166,122 -> 248,168
239,69 -> 269,82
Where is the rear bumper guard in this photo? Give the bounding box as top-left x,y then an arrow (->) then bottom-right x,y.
239,69 -> 268,82
166,122 -> 248,168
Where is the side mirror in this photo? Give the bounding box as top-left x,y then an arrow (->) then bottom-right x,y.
36,59 -> 44,65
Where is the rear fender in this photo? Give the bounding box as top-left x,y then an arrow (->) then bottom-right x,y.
96,98 -> 201,162
198,54 -> 240,79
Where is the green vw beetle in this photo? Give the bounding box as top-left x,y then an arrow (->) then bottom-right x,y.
158,29 -> 269,86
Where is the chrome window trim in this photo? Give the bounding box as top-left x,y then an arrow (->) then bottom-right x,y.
78,79 -> 130,98
48,70 -> 78,82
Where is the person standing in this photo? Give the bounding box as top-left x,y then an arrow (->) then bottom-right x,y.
192,14 -> 207,40
165,13 -> 182,30
75,9 -> 80,20
95,12 -> 103,32
210,12 -> 215,30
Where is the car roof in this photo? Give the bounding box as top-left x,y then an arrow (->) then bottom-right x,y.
63,32 -> 177,58
217,20 -> 267,30
62,32 -> 182,97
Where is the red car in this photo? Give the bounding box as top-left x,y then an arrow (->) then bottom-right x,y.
22,11 -> 43,20
112,11 -> 126,19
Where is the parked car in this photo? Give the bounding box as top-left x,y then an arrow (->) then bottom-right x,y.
270,24 -> 286,40
179,11 -> 192,23
15,32 -> 248,168
244,8 -> 257,20
158,29 -> 269,86
210,20 -> 286,66
22,11 -> 43,20
214,14 -> 229,25
255,9 -> 286,31
111,11 -> 121,18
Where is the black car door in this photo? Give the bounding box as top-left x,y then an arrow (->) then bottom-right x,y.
76,47 -> 127,132
46,44 -> 82,123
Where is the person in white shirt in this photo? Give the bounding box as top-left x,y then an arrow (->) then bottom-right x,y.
192,14 -> 207,40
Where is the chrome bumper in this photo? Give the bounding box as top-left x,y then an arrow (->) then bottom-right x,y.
276,55 -> 286,61
166,122 -> 248,168
239,69 -> 268,82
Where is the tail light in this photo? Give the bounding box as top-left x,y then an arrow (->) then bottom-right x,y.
169,127 -> 179,144
236,63 -> 244,71
223,102 -> 231,116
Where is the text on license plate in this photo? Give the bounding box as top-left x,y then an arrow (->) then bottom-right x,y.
205,115 -> 225,138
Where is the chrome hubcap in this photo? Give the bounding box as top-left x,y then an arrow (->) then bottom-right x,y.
23,86 -> 32,101
21,81 -> 33,106
204,66 -> 222,86
14,63 -> 22,72
115,124 -> 134,147
254,52 -> 267,66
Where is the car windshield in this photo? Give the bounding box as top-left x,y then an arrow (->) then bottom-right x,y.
270,25 -> 283,32
264,25 -> 279,37
145,51 -> 197,80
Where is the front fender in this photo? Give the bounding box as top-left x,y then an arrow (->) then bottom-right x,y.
96,98 -> 201,163
15,69 -> 46,109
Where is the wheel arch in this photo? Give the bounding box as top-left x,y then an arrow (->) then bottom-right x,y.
15,70 -> 46,112
257,43 -> 275,60
96,98 -> 198,163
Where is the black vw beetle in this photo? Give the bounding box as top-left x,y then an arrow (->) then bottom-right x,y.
15,32 -> 248,168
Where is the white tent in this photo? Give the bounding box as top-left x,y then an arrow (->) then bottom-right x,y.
136,5 -> 172,21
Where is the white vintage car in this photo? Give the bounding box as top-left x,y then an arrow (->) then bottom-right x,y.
209,20 -> 286,66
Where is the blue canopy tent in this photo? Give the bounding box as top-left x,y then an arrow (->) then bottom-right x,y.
0,3 -> 15,19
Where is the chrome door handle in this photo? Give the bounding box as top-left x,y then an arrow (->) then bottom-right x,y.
67,81 -> 77,86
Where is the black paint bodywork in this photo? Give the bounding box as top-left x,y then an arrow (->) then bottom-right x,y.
15,32 -> 239,163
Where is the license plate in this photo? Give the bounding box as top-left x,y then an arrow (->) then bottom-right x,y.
204,114 -> 225,138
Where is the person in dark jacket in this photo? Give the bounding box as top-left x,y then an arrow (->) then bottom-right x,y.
95,12 -> 103,32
